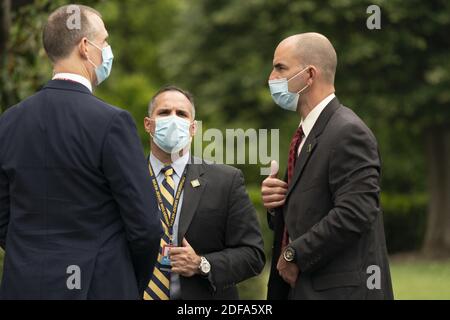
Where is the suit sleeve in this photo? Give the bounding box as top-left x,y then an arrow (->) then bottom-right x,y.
102,110 -> 163,296
290,122 -> 381,274
203,170 -> 266,291
0,165 -> 9,250
267,171 -> 288,230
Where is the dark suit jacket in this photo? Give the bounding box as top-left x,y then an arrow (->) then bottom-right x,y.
0,80 -> 163,299
177,158 -> 265,300
267,97 -> 393,300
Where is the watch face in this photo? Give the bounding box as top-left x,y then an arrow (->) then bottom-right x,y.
200,257 -> 211,274
201,263 -> 211,274
284,248 -> 295,262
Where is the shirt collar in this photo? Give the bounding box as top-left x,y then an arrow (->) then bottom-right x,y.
300,93 -> 335,138
149,152 -> 190,178
52,73 -> 93,93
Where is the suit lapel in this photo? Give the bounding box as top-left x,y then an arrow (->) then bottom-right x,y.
286,97 -> 341,199
286,137 -> 317,198
178,157 -> 207,241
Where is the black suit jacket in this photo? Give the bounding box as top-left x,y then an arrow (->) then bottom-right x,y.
177,158 -> 265,300
0,80 -> 163,299
268,97 -> 394,300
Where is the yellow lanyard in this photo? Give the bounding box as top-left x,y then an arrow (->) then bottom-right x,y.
148,162 -> 186,231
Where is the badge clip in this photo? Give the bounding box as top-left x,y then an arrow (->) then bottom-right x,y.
191,179 -> 201,188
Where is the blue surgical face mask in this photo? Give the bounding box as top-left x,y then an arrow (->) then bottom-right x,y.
151,115 -> 192,154
87,40 -> 114,85
268,66 -> 310,112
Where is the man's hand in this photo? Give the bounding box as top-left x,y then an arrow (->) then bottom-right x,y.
276,253 -> 299,288
262,160 -> 288,209
170,238 -> 201,277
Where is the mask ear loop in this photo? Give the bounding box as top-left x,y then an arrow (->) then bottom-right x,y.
148,118 -> 156,139
287,66 -> 310,82
85,39 -> 102,67
82,39 -> 100,84
87,39 -> 103,51
292,66 -> 311,94
297,84 -> 310,95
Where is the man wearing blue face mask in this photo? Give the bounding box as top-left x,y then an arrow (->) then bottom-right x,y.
0,5 -> 162,299
263,33 -> 393,300
142,86 -> 265,300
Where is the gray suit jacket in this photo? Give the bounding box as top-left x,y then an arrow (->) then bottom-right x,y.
268,97 -> 394,300
178,158 -> 265,300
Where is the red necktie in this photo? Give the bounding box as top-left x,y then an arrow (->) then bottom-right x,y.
282,126 -> 304,248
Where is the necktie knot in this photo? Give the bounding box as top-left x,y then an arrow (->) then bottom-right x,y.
162,165 -> 174,178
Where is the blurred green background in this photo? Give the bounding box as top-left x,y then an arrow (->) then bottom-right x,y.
1,0 -> 449,299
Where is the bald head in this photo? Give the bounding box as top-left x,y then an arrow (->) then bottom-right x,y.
279,33 -> 337,84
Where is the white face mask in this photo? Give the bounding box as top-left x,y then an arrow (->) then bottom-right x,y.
268,66 -> 310,112
86,40 -> 114,85
151,115 -> 192,154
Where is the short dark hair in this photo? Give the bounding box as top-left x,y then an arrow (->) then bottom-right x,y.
43,4 -> 102,63
148,85 -> 196,118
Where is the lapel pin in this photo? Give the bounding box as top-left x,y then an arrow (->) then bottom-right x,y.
307,144 -> 312,153
191,179 -> 201,188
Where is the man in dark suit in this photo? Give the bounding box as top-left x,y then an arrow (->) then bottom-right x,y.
262,33 -> 393,299
0,5 -> 162,299
142,86 -> 265,300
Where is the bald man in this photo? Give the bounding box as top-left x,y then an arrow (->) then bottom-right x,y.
262,33 -> 393,300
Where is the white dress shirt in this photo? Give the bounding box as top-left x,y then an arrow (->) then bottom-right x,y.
298,93 -> 336,155
52,73 -> 93,92
149,151 -> 190,300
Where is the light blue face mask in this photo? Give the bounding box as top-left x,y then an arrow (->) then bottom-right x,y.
87,40 -> 114,85
152,115 -> 192,154
268,66 -> 310,112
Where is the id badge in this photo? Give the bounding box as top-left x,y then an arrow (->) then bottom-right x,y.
161,244 -> 174,271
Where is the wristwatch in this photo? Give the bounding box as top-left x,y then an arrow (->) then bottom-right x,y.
198,256 -> 211,276
283,246 -> 296,263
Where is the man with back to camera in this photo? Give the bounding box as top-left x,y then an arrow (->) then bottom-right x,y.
0,4 -> 162,299
262,32 -> 394,300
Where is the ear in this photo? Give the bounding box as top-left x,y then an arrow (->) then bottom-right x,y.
308,66 -> 318,86
78,37 -> 90,60
190,120 -> 198,137
144,117 -> 154,135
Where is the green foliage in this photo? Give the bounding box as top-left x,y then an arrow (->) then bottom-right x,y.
0,0 -> 108,112
1,0 -> 52,111
94,0 -> 182,151
382,193 -> 428,253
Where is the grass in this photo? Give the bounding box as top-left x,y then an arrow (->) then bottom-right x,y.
390,257 -> 450,300
1,250 -> 449,299
238,256 -> 450,300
